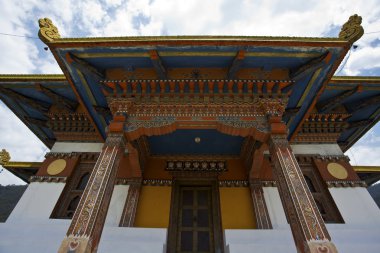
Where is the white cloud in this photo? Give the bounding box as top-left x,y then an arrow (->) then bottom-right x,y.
1,0 -> 380,185
0,102 -> 47,185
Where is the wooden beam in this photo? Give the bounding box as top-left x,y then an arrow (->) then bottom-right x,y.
317,85 -> 359,113
93,105 -> 111,118
350,94 -> 380,112
24,116 -> 48,128
290,51 -> 330,81
0,86 -> 50,112
36,84 -> 78,112
227,50 -> 245,79
347,119 -> 373,129
282,107 -> 301,118
66,52 -> 105,79
149,50 -> 167,79
353,166 -> 380,173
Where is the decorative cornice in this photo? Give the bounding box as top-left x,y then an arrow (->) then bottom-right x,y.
166,160 -> 227,173
46,35 -> 347,44
326,180 -> 367,188
29,175 -> 67,183
0,74 -> 66,81
315,155 -> 350,162
353,166 -> 380,173
142,179 -> 173,186
115,178 -> 142,185
219,180 -> 249,187
45,152 -> 99,160
260,180 -> 277,187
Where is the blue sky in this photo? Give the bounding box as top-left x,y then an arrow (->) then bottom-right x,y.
1,0 -> 380,185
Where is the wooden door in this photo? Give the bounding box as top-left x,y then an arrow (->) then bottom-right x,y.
168,181 -> 223,253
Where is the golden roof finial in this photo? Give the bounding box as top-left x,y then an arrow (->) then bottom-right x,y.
0,149 -> 11,166
339,14 -> 364,43
38,18 -> 61,44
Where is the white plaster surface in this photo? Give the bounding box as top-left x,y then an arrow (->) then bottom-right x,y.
50,142 -> 103,153
0,182 -> 70,253
264,144 -> 344,156
104,185 -> 129,227
329,187 -> 380,227
263,187 -> 288,228
290,144 -> 344,156
98,227 -> 167,253
327,187 -> 380,253
224,229 -> 296,253
7,182 -> 65,224
2,183 -> 380,253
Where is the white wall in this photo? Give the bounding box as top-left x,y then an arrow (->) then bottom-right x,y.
105,185 -> 129,226
0,182 -> 70,253
329,187 -> 380,227
7,182 -> 65,224
0,182 -> 168,253
50,142 -> 103,153
264,143 -> 344,156
262,187 -> 288,228
326,187 -> 380,253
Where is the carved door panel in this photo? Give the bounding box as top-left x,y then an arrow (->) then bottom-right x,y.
177,186 -> 214,253
168,181 -> 223,253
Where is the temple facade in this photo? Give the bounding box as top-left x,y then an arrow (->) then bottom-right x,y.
1,15 -> 380,253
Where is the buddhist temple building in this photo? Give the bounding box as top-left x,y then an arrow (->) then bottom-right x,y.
1,14 -> 380,253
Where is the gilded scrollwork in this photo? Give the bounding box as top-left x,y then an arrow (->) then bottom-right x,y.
339,14 -> 364,43
38,18 -> 61,43
0,149 -> 10,165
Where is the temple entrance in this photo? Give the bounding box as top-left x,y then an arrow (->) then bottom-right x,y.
167,180 -> 224,253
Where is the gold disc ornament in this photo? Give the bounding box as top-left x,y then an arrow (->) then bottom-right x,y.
327,162 -> 348,180
47,159 -> 66,175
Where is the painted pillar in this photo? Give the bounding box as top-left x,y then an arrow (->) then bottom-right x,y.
119,179 -> 142,227
58,116 -> 126,253
268,117 -> 338,253
249,180 -> 272,229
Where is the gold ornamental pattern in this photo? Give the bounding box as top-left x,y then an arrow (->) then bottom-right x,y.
269,135 -> 335,252
339,14 -> 364,43
38,18 -> 61,43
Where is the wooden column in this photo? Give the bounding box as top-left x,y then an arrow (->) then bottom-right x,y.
268,117 -> 338,253
58,117 -> 126,253
249,181 -> 272,229
119,179 -> 142,227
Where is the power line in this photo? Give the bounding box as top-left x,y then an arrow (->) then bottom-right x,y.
365,30 -> 380,35
0,32 -> 39,39
336,47 -> 352,75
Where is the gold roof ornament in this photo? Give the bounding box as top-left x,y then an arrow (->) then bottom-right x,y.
0,149 -> 11,166
339,14 -> 364,44
38,18 -> 61,44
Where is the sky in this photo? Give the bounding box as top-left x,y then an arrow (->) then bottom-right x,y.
1,0 -> 380,185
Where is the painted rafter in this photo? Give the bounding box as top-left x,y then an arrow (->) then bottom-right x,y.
283,107 -> 301,118
23,115 -> 48,128
227,50 -> 245,79
149,50 -> 167,79
350,94 -> 380,112
347,119 -> 373,129
317,85 -> 359,113
66,52 -> 105,79
93,105 -> 111,118
290,51 -> 330,81
36,83 -> 78,112
0,86 -> 50,112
